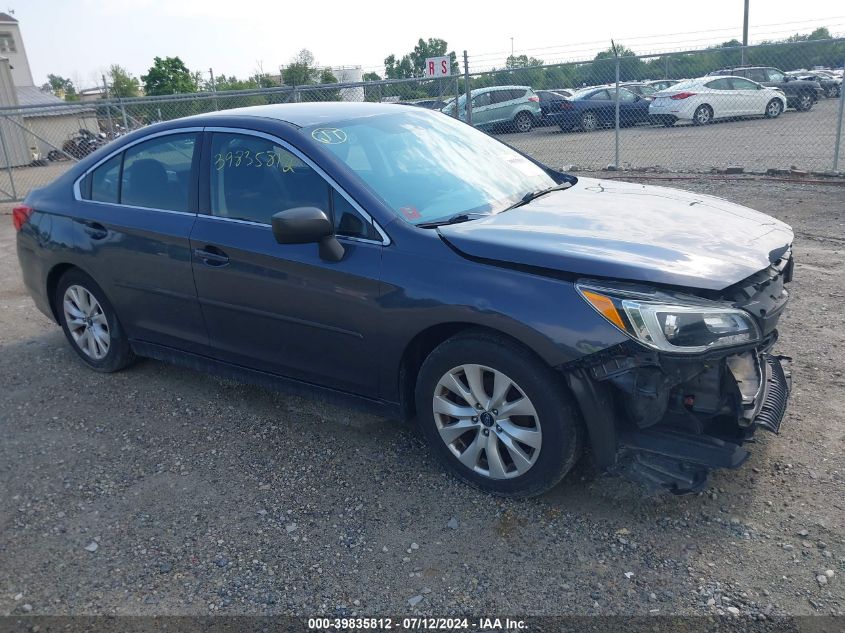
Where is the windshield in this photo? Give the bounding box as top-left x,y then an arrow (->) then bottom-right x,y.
302,110 -> 557,225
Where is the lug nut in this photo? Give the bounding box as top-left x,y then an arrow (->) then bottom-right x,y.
483,429 -> 489,436
496,425 -> 502,432
475,403 -> 483,410
492,409 -> 498,415
471,416 -> 478,422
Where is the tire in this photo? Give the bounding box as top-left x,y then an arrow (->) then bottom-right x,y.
692,104 -> 713,125
513,111 -> 533,133
795,92 -> 813,112
415,330 -> 583,498
765,98 -> 783,119
580,110 -> 598,132
56,269 -> 136,373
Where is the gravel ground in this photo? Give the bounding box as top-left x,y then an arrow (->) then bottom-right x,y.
0,176 -> 843,619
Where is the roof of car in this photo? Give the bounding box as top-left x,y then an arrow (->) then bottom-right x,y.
199,101 -> 419,127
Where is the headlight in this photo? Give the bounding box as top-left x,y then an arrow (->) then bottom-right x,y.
577,283 -> 761,354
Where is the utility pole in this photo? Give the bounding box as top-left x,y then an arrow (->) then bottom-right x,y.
510,37 -> 514,58
741,0 -> 750,65
209,68 -> 219,110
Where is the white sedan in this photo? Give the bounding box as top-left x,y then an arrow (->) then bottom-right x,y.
649,76 -> 787,127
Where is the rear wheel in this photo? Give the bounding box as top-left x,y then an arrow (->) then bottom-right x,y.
513,111 -> 533,133
765,98 -> 783,118
796,92 -> 813,111
56,269 -> 135,372
415,331 -> 583,497
692,104 -> 713,125
580,110 -> 598,132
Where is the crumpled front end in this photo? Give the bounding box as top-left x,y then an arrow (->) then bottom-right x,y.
564,252 -> 794,493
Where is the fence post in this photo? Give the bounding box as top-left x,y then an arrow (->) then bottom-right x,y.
613,43 -> 620,170
834,57 -> 845,173
101,74 -> 115,138
0,117 -> 18,200
119,98 -> 129,131
463,50 -> 472,125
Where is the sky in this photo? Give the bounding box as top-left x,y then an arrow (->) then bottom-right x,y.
12,0 -> 845,90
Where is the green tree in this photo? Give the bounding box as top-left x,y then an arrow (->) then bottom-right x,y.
505,55 -> 544,69
283,49 -> 317,86
41,74 -> 79,100
141,56 -> 198,95
107,64 -> 140,98
384,38 -> 459,78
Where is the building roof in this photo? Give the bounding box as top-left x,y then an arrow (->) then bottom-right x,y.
14,86 -> 95,116
0,12 -> 17,23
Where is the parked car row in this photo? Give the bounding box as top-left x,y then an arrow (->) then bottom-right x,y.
438,63 -> 835,135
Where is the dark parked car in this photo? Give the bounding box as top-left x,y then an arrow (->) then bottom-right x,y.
786,71 -> 841,98
535,90 -> 573,126
709,66 -> 823,110
14,103 -> 794,497
548,86 -> 652,131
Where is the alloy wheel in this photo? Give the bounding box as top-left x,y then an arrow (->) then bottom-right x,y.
767,100 -> 782,117
695,106 -> 711,124
432,364 -> 542,479
581,112 -> 598,131
63,284 -> 110,360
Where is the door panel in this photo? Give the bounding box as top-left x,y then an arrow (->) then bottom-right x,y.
191,130 -> 385,396
73,130 -> 208,352
189,219 -> 383,395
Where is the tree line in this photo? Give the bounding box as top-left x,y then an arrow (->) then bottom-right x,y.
41,27 -> 843,106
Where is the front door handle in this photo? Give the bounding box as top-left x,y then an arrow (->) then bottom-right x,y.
193,246 -> 230,267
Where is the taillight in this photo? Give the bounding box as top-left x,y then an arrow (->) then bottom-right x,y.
560,100 -> 575,110
528,95 -> 539,102
670,92 -> 697,100
12,204 -> 33,231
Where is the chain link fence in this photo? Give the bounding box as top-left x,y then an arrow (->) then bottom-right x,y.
0,38 -> 843,202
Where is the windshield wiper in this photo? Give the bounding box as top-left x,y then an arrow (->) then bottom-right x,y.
505,182 -> 573,211
417,213 -> 488,228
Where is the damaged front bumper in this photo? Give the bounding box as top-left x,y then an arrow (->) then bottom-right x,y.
565,341 -> 792,494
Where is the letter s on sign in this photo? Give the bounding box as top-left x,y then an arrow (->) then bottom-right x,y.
441,60 -> 448,74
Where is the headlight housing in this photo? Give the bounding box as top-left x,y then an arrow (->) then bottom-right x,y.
577,282 -> 761,354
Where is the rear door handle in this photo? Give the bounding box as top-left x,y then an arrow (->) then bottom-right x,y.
81,221 -> 108,240
193,246 -> 230,267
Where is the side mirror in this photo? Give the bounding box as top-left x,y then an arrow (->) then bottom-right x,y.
271,206 -> 345,262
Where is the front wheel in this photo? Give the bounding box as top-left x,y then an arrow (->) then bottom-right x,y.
765,98 -> 784,118
415,331 -> 583,497
513,111 -> 533,133
56,269 -> 136,372
796,93 -> 813,111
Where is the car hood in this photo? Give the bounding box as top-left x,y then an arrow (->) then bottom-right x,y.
437,177 -> 793,291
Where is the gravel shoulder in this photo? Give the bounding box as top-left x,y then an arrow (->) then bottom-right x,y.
0,177 -> 843,617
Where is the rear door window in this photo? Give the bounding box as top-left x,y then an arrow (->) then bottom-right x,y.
589,90 -> 611,100
121,133 -> 197,212
766,69 -> 785,82
89,154 -> 121,203
729,77 -> 759,90
745,68 -> 767,82
705,78 -> 732,90
472,92 -> 492,108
